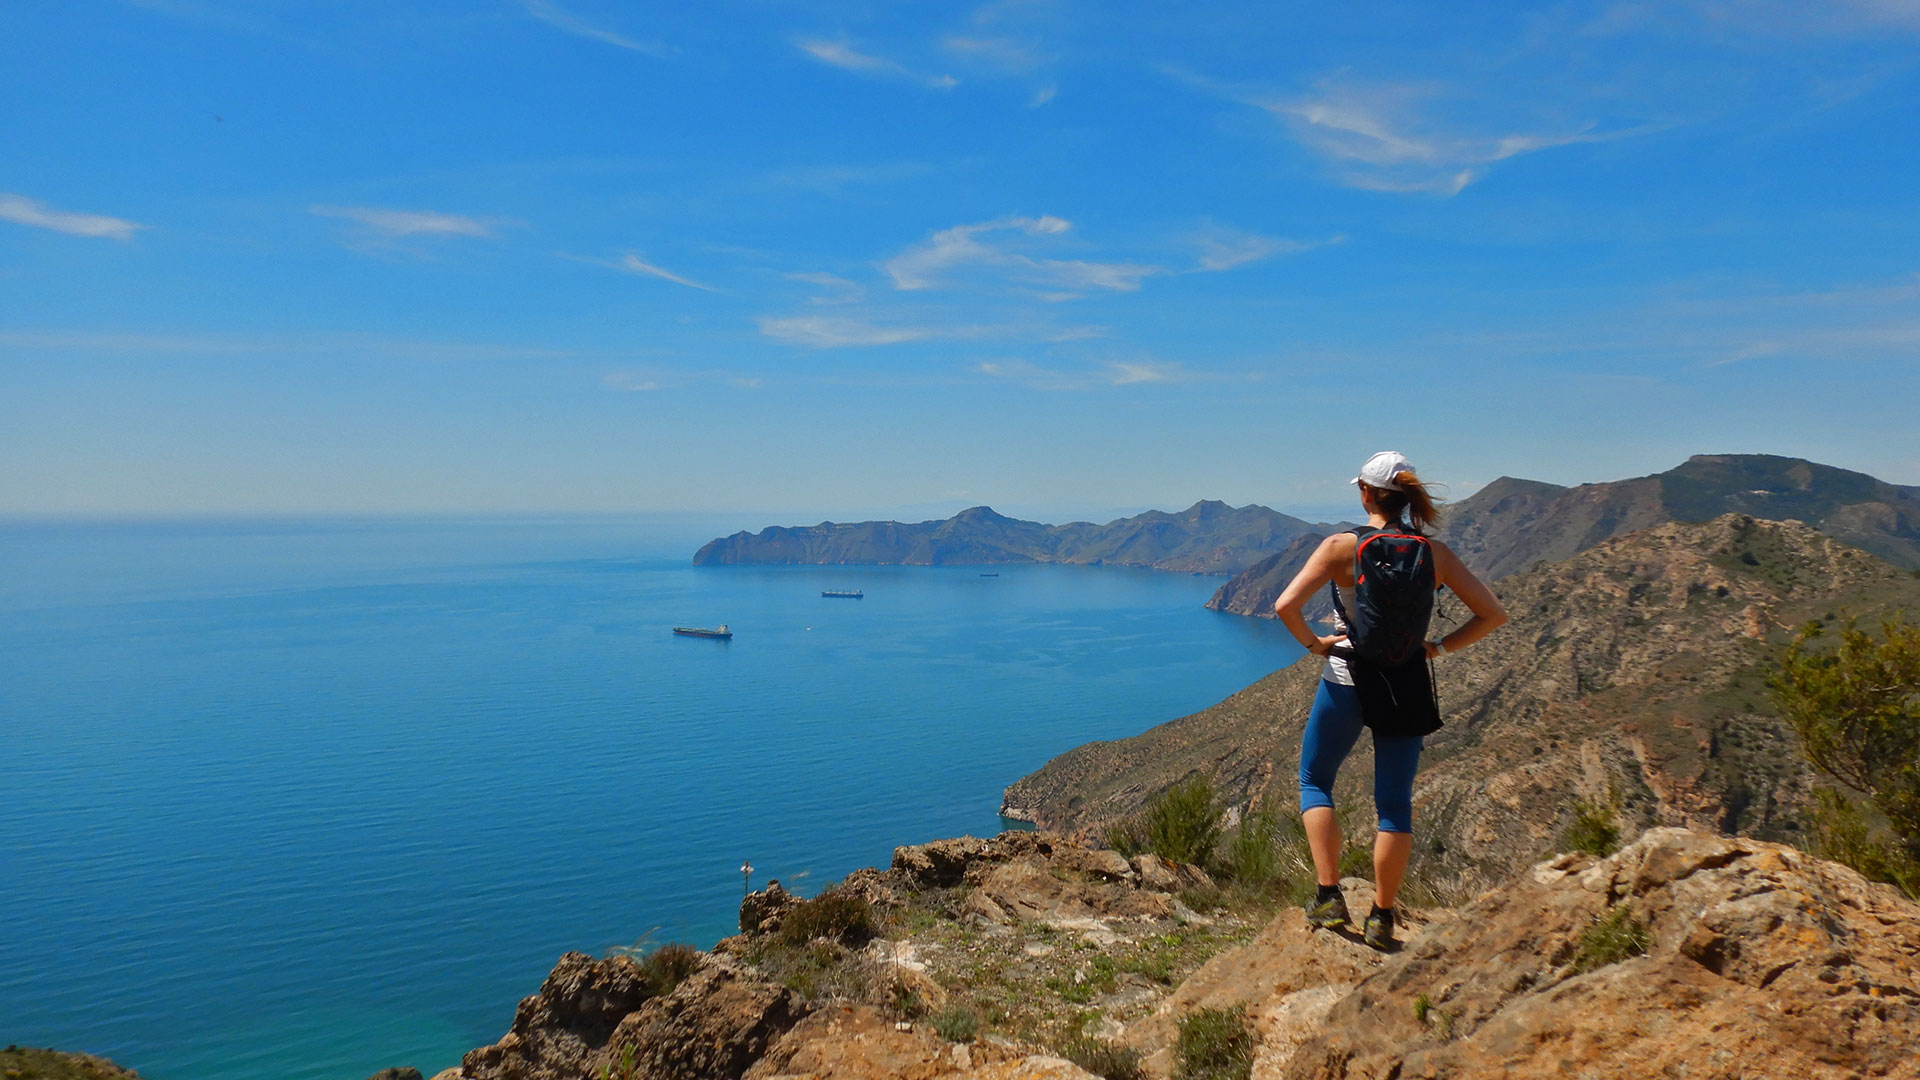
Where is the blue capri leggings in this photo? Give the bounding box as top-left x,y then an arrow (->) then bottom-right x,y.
1298,678 -> 1424,834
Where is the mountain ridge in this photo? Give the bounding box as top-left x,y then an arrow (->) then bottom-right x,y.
1206,452 -> 1920,618
692,499 -> 1330,575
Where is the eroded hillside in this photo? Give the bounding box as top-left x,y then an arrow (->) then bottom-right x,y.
1012,514 -> 1920,882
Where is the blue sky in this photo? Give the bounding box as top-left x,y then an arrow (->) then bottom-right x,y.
4,0 -> 1918,523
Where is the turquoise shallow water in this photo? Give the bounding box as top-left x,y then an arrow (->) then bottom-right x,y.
0,516 -> 1301,1080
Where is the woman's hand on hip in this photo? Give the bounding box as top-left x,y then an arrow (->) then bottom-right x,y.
1308,634 -> 1347,657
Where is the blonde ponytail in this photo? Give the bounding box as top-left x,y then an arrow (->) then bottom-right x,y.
1366,470 -> 1443,536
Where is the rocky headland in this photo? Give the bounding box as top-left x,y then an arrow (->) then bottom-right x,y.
692,502 -> 1334,575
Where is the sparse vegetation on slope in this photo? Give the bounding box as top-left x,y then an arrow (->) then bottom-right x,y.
1772,613 -> 1920,896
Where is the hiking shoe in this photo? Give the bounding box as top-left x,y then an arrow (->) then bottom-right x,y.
1363,906 -> 1395,950
1306,890 -> 1350,930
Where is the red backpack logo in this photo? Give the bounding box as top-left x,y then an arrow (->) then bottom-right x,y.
1329,526 -> 1436,666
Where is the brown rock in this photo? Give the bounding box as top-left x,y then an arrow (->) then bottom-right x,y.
891,833 -> 1061,888
744,1007 -> 1102,1080
1050,844 -> 1135,883
1124,885 -> 1392,1077
1130,854 -> 1183,892
970,858 -> 1172,930
741,880 -> 799,935
1272,828 -> 1920,1079
600,958 -> 801,1080
746,1003 -> 975,1079
461,952 -> 657,1080
366,1070 -> 423,1080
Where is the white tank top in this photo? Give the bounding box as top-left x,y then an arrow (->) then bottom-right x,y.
1322,583 -> 1358,687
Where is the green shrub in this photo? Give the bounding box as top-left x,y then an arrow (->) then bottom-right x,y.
1057,1036 -> 1144,1080
639,942 -> 702,996
779,889 -> 877,946
1144,775 -> 1224,867
1562,792 -> 1621,857
1772,616 -> 1920,895
1226,806 -> 1281,885
930,1004 -> 980,1043
1570,905 -> 1650,974
1106,816 -> 1147,858
1803,787 -> 1920,898
888,981 -> 928,1019
1174,1005 -> 1253,1080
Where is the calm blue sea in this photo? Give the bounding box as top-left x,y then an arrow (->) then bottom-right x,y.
0,516 -> 1300,1080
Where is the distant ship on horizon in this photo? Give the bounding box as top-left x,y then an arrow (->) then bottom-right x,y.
673,624 -> 732,639
821,589 -> 863,599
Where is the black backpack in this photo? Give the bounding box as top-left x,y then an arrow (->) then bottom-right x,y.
1328,525 -> 1436,666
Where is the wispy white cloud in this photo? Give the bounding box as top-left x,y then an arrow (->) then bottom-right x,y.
310,205 -> 492,237
1029,83 -> 1058,108
1168,64 -> 1653,197
562,251 -> 717,291
0,193 -> 148,240
765,161 -> 935,192
1264,82 -> 1639,196
1189,227 -> 1344,271
756,312 -> 1102,349
941,34 -> 1048,72
615,253 -> 716,291
884,215 -> 1163,294
604,373 -> 662,391
522,0 -> 665,55
796,38 -> 958,89
757,315 -> 947,348
786,271 -> 866,304
974,357 -> 1195,390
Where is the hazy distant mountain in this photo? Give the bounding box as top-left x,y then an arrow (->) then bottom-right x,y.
1205,454 -> 1920,617
692,500 -> 1329,574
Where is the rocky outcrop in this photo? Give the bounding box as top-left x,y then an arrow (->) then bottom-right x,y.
1007,515 -> 1920,882
740,881 -> 798,935
742,1003 -> 1069,1079
443,827 -> 1917,1080
601,960 -> 800,1080
453,951 -> 800,1080
460,952 -> 661,1080
1123,878 -> 1405,1077
0,1047 -> 143,1079
1265,828 -> 1920,1079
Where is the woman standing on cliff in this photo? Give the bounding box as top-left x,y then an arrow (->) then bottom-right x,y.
1272,451 -> 1507,948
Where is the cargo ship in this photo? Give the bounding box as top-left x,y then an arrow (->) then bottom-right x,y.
821,589 -> 863,599
672,624 -> 732,639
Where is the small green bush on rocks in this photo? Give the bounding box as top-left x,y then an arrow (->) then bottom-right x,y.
778,889 -> 876,946
1057,1035 -> 1144,1080
1571,905 -> 1651,973
1174,1005 -> 1253,1080
930,1005 -> 980,1043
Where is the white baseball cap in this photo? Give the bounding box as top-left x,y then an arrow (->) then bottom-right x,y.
1350,450 -> 1416,491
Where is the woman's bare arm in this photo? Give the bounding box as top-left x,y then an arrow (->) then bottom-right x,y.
1273,534 -> 1352,656
1427,540 -> 1508,656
